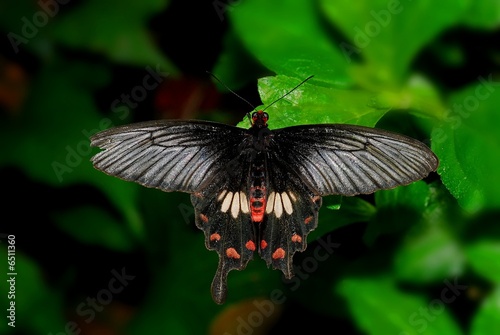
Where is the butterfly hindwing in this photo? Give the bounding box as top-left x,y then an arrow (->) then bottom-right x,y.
258,157 -> 322,279
190,156 -> 256,304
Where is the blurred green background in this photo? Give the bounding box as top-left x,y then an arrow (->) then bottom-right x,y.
1,0 -> 499,334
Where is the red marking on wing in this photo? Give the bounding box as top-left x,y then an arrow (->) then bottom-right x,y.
291,234 -> 302,243
260,240 -> 268,249
210,233 -> 221,241
245,240 -> 256,251
226,247 -> 241,259
304,216 -> 313,224
199,214 -> 209,223
272,248 -> 286,260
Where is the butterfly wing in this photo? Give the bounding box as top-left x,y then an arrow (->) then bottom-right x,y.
256,123 -> 437,280
270,124 -> 439,196
190,156 -> 256,304
91,120 -> 257,304
258,156 -> 322,279
90,120 -> 248,193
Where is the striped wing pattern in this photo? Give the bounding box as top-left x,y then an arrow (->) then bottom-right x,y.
90,120 -> 247,193
271,124 -> 439,196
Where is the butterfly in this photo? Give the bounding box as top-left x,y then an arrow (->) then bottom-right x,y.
90,80 -> 439,304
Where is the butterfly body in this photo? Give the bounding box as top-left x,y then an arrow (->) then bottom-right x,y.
90,110 -> 438,304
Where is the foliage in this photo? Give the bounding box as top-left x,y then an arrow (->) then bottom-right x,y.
1,0 -> 499,334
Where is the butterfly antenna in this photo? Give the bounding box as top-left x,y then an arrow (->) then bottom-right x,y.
207,71 -> 255,124
262,75 -> 314,112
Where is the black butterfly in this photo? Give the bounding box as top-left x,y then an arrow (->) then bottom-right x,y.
90,101 -> 438,305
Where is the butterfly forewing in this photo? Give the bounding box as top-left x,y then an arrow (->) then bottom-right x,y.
270,124 -> 438,196
91,120 -> 248,193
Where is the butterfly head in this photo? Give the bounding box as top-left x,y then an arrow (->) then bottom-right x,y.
251,110 -> 269,129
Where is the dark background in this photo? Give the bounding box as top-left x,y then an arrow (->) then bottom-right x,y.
1,0 -> 499,334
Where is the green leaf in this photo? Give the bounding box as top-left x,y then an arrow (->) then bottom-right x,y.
50,0 -> 177,71
471,285 -> 500,335
466,241 -> 500,282
53,206 -> 137,252
462,0 -> 500,29
0,248 -> 66,334
212,28 -> 271,91
392,183 -> 466,282
320,0 -> 468,86
379,74 -> 448,120
432,80 -> 500,212
363,181 -> 431,244
230,0 -> 350,87
394,226 -> 465,283
237,75 -> 391,129
309,196 -> 377,242
0,59 -> 143,239
375,181 -> 431,212
337,276 -> 464,335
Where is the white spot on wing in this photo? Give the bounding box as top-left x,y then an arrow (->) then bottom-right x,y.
240,192 -> 249,213
217,189 -> 228,201
288,191 -> 297,202
231,192 -> 240,219
266,192 -> 275,214
281,192 -> 293,215
274,193 -> 283,218
221,191 -> 233,213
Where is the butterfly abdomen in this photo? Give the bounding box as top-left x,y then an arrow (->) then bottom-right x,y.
249,153 -> 267,223
249,187 -> 266,222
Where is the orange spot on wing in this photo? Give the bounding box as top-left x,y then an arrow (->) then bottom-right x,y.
245,240 -> 256,251
260,240 -> 268,249
304,216 -> 313,224
210,233 -> 221,241
200,214 -> 209,223
226,247 -> 241,259
291,234 -> 302,243
272,248 -> 286,260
